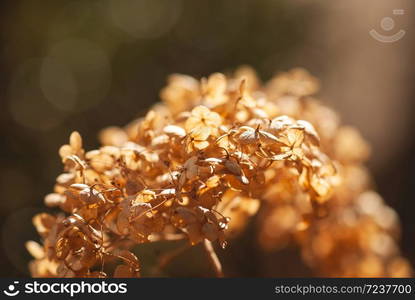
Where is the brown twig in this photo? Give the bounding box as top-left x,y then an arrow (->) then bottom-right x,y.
203,239 -> 224,278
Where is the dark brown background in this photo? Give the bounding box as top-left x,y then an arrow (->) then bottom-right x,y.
0,0 -> 414,277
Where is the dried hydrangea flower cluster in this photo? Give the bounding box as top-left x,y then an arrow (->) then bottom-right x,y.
27,67 -> 411,277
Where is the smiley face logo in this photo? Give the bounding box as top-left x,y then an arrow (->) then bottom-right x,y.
370,9 -> 405,43
3,281 -> 20,297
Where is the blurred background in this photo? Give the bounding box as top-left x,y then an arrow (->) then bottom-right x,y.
0,0 -> 414,276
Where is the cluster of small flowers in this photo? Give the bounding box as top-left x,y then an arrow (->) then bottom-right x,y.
27,67 -> 411,277
255,69 -> 411,277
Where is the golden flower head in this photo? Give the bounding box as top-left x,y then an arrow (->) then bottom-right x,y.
28,66 -> 410,278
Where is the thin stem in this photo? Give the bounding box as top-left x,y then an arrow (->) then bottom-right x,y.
203,239 -> 224,278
